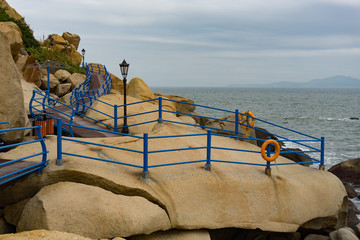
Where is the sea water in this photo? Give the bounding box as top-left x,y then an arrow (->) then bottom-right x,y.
153,87 -> 360,209
153,87 -> 360,168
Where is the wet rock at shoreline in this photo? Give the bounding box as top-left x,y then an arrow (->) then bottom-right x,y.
328,158 -> 360,185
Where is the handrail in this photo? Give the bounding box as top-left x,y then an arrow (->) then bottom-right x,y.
55,114 -> 324,180
0,125 -> 49,185
29,90 -> 76,136
27,70 -> 325,180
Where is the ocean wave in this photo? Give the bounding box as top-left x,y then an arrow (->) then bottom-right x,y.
319,117 -> 359,122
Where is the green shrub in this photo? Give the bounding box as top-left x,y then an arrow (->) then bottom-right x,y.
0,6 -> 40,50
27,47 -> 86,74
1,6 -> 84,74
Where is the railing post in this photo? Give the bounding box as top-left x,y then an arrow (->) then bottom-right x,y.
35,126 -> 48,172
56,118 -> 63,166
235,109 -> 239,135
319,137 -> 325,170
205,130 -> 211,171
265,137 -> 271,176
158,97 -> 163,123
142,133 -> 150,180
114,105 -> 118,132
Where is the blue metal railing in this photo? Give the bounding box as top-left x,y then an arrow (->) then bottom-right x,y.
54,105 -> 324,179
29,90 -> 76,136
0,123 -> 49,185
70,63 -> 112,111
61,93 -> 325,168
28,70 -> 325,179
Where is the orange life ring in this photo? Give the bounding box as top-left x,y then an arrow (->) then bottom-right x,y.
261,139 -> 280,162
240,111 -> 256,130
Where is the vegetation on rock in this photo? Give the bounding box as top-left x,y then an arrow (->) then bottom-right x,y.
0,6 -> 84,74
27,47 -> 85,74
0,6 -> 39,50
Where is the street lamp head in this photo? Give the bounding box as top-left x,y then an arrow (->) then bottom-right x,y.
81,48 -> 86,56
119,59 -> 129,78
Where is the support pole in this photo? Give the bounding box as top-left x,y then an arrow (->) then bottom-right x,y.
235,109 -> 239,135
142,133 -> 149,180
265,137 -> 271,176
319,137 -> 325,170
47,62 -> 50,97
56,118 -> 63,166
122,77 -> 129,134
158,97 -> 163,123
205,130 -> 211,171
114,105 -> 118,132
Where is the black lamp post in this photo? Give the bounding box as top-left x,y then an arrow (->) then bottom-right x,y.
81,48 -> 86,68
120,59 -> 130,134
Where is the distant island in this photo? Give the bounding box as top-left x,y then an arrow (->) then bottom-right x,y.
231,75 -> 360,88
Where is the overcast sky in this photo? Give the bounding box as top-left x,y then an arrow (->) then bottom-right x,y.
9,0 -> 360,87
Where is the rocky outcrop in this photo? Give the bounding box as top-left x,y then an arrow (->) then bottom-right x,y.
0,31 -> 27,143
17,182 -> 171,239
0,22 -> 23,58
329,158 -> 360,184
0,229 -> 93,240
110,73 -> 124,93
67,72 -> 86,89
127,77 -> 155,100
0,119 -> 348,238
44,33 -> 82,66
40,72 -> 60,91
130,229 -> 211,240
155,93 -> 196,115
54,69 -> 71,82
62,32 -> 80,50
0,0 -> 24,22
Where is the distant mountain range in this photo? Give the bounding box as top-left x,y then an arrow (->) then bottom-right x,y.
231,75 -> 360,88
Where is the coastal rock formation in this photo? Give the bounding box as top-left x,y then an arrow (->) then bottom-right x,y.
40,73 -> 60,90
0,230 -> 93,240
17,182 -> 171,238
44,33 -> 82,66
22,56 -> 42,88
0,0 -> 23,22
0,31 -> 26,143
62,32 -> 80,50
0,22 -> 23,58
0,121 -> 348,238
329,158 -> 360,184
129,229 -> 211,240
154,93 -> 196,115
68,72 -> 86,89
54,69 -> 71,82
110,73 -> 124,93
127,77 -> 155,100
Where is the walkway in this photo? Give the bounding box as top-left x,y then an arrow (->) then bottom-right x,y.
48,73 -> 119,138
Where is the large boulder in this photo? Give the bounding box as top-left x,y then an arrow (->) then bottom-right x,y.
0,122 -> 348,236
0,31 -> 27,143
49,34 -> 67,46
62,32 -> 80,50
54,83 -> 72,97
129,229 -> 211,240
68,72 -> 86,89
328,158 -> 360,184
127,77 -> 155,101
0,0 -> 24,22
0,22 -> 23,58
40,73 -> 60,91
21,79 -> 40,115
54,69 -> 71,82
22,56 -> 42,87
110,73 -> 124,93
0,230 -> 92,240
17,182 -> 171,239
